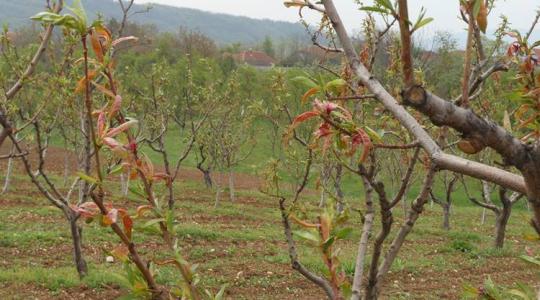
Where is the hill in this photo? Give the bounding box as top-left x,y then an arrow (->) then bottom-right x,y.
0,0 -> 307,45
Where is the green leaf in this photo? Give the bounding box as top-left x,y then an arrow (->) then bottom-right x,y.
30,12 -> 62,22
359,6 -> 389,14
472,0 -> 482,18
322,236 -> 335,252
214,284 -> 228,300
364,126 -> 383,143
461,283 -> 480,299
109,164 -> 124,176
324,78 -> 347,94
142,218 -> 165,228
76,171 -> 99,185
129,185 -> 146,199
377,0 -> 393,11
166,209 -> 175,235
483,277 -> 504,300
293,230 -> 320,243
334,227 -> 353,240
67,0 -> 88,29
520,255 -> 540,267
507,289 -> 531,300
413,17 -> 434,32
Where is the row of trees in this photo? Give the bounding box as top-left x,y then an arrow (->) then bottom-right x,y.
273,0 -> 540,299
1,0 -> 539,298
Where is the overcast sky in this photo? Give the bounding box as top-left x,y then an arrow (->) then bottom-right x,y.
134,0 -> 540,35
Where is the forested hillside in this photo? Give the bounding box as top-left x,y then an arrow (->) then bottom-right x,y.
0,0 -> 306,44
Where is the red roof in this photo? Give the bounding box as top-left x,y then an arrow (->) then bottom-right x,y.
232,50 -> 274,67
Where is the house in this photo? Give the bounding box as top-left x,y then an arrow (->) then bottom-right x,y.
232,50 -> 275,69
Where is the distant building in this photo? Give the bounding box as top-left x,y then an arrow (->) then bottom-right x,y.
232,50 -> 275,69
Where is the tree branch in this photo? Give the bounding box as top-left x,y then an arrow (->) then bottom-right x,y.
320,0 -> 528,194
279,199 -> 335,299
397,0 -> 414,86
4,0 -> 63,100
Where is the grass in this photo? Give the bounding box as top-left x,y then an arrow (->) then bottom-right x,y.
0,152 -> 539,299
0,265 -> 123,292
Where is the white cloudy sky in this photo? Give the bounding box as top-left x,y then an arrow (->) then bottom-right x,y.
134,0 -> 540,34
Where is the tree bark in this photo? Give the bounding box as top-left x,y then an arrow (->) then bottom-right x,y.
214,172 -> 222,208
493,209 -> 509,248
1,143 -> 15,194
494,188 -> 514,248
351,177 -> 375,300
375,167 -> 436,294
442,204 -> 451,230
365,184 -> 393,299
321,1 -> 537,210
67,212 -> 88,279
202,169 -> 213,188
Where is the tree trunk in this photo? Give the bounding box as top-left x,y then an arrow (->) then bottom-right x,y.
68,213 -> 88,278
494,206 -> 511,248
228,169 -> 235,202
351,177 -> 374,300
214,172 -> 222,208
442,204 -> 451,230
203,169 -> 213,188
375,167 -> 437,295
1,144 -> 15,194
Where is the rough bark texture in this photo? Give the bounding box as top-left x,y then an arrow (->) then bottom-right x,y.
322,0 -> 540,232
365,183 -> 393,299
375,167 -> 436,293
202,169 -> 213,188
494,209 -> 509,248
1,144 -> 15,193
402,86 -> 540,229
351,176 -> 375,300
68,212 -> 88,278
442,204 -> 451,230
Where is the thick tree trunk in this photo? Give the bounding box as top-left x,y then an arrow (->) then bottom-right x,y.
1,145 -> 15,194
351,177 -> 374,300
494,205 -> 511,248
214,172 -> 222,208
442,204 -> 451,230
375,167 -> 437,295
202,169 -> 213,188
321,0 -> 534,201
68,213 -> 88,278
